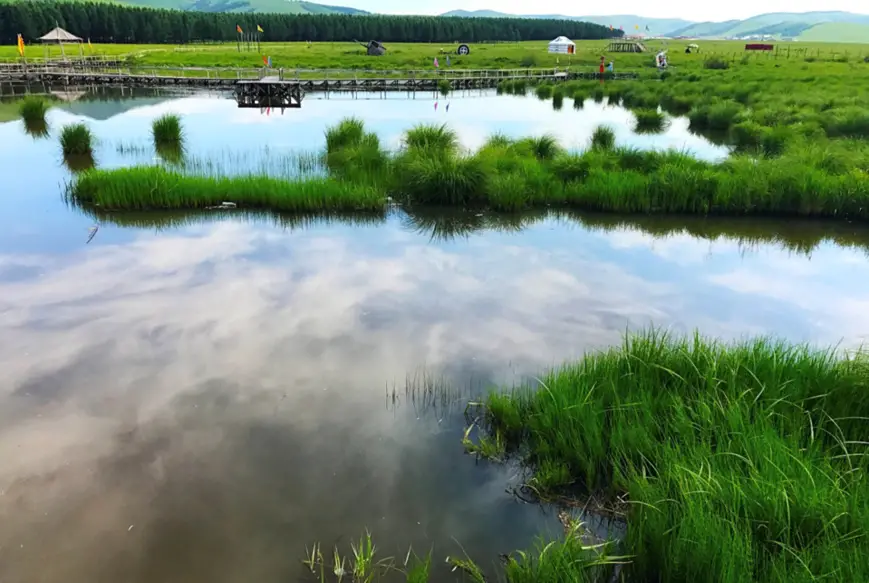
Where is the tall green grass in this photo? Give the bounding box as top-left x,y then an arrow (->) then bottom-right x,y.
402,124 -> 459,156
59,123 -> 93,156
590,126 -> 615,150
632,108 -> 667,133
18,97 -> 48,125
475,330 -> 869,583
151,113 -> 183,147
69,166 -> 386,212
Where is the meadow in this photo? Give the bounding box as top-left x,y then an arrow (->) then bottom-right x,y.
3,39 -> 869,71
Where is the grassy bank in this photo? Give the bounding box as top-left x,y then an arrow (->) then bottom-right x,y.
69,117 -> 869,220
468,330 -> 869,582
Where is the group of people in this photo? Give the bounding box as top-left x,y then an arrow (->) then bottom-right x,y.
599,56 -> 615,75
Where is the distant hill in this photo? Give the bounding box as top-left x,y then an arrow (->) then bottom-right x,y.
668,11 -> 869,39
799,22 -> 869,43
441,10 -> 691,36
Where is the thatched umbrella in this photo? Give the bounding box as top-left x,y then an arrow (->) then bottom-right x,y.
38,26 -> 83,60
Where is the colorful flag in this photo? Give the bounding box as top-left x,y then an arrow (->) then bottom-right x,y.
267,56 -> 272,67
236,24 -> 243,34
257,24 -> 264,33
434,101 -> 438,110
635,24 -> 639,30
262,55 -> 268,66
446,55 -> 451,66
17,33 -> 25,57
645,25 -> 650,31
446,102 -> 450,112
433,57 -> 439,68
88,38 -> 93,49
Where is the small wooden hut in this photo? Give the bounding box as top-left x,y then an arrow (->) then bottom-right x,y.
606,41 -> 646,53
38,26 -> 83,60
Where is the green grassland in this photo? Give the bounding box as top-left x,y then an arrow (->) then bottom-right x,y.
3,39 -> 868,70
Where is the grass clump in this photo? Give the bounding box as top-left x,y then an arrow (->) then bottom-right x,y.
437,79 -> 451,96
475,330 -> 869,583
402,123 -> 459,156
18,97 -> 48,125
703,56 -> 729,69
632,108 -> 667,133
69,166 -> 385,213
59,123 -> 94,156
535,83 -> 553,100
325,117 -> 366,153
590,125 -> 615,150
151,113 -> 183,147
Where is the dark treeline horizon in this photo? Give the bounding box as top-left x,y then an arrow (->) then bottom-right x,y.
0,1 -> 622,45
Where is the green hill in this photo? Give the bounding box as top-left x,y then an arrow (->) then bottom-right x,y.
799,21 -> 869,43
669,11 -> 869,38
441,10 -> 691,36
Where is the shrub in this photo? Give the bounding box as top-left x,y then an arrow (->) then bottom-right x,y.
520,53 -> 539,68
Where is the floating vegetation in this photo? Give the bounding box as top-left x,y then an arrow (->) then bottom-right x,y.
59,123 -> 93,156
151,113 -> 184,148
474,329 -> 869,582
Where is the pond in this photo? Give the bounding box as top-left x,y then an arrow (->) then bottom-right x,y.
1,88 -> 869,583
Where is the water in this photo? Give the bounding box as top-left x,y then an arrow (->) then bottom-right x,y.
2,89 -> 869,583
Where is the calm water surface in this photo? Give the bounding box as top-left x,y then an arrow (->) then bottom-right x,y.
1,89 -> 868,583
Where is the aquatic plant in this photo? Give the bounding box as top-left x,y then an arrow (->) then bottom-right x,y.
69,166 -> 386,212
18,97 -> 48,125
514,134 -> 562,160
632,108 -> 667,133
394,155 -> 487,206
59,123 -> 93,156
437,79 -> 451,96
590,126 -> 615,150
402,123 -> 459,156
325,117 -> 366,153
474,329 -> 869,583
403,550 -> 431,583
151,113 -> 184,147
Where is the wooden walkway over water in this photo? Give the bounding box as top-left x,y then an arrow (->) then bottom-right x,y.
0,65 -> 639,108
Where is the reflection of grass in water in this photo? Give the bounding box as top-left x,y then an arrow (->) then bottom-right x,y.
116,141 -> 151,155
183,148 -> 324,179
23,118 -> 49,139
474,329 -> 869,582
156,143 -> 185,166
632,108 -> 668,133
63,152 -> 96,173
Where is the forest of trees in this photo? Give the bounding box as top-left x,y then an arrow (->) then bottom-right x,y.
0,1 -> 621,45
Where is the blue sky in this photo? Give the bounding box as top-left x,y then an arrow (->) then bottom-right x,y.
333,0 -> 869,22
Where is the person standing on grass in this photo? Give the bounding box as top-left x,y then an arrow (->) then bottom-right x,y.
599,55 -> 605,78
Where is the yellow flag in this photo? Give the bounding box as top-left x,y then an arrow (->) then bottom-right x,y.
17,33 -> 25,57
88,38 -> 93,49
257,24 -> 264,33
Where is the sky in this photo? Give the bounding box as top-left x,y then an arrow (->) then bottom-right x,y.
331,0 -> 869,22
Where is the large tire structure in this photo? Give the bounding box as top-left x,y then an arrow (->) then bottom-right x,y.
456,44 -> 470,56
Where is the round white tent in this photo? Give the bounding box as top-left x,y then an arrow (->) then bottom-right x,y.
548,36 -> 576,55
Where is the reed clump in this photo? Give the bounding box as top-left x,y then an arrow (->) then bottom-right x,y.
473,330 -> 869,583
152,113 -> 184,148
590,126 -> 616,150
59,123 -> 93,156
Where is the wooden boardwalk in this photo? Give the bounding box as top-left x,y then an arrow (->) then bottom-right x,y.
0,65 -> 639,108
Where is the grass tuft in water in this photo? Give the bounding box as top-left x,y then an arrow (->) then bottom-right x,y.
59,123 -> 93,156
152,113 -> 184,148
632,108 -> 668,133
437,79 -> 452,96
325,117 -> 365,153
590,126 -> 616,150
18,97 -> 48,125
402,124 -> 459,156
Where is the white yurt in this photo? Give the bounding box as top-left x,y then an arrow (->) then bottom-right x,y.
548,36 -> 576,54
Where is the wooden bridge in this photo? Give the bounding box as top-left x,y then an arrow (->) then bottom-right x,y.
0,65 -> 639,108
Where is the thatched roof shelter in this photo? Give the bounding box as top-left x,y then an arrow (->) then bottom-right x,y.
38,26 -> 83,59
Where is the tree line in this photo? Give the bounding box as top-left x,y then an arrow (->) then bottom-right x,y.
0,1 -> 621,45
